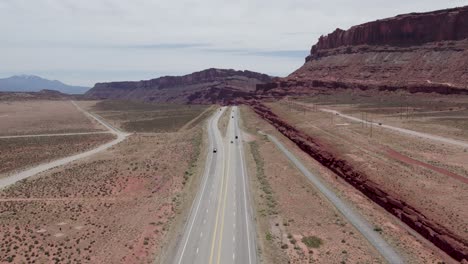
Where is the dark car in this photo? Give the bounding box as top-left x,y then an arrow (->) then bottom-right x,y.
235,136 -> 238,139
230,141 -> 233,144
213,148 -> 217,153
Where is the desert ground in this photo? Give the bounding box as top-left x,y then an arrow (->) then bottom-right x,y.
0,100 -> 214,263
241,106 -> 389,263
241,90 -> 467,263
0,100 -> 105,136
0,134 -> 115,177
80,100 -> 212,133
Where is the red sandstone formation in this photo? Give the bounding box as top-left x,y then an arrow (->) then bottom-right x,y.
85,68 -> 272,104
309,6 -> 468,59
247,101 -> 468,262
257,6 -> 468,97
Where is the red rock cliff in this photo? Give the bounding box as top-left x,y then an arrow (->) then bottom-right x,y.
255,6 -> 468,96
309,6 -> 468,59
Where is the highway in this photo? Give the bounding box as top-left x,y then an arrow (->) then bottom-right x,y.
173,106 -> 257,264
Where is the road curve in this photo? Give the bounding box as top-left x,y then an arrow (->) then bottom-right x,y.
173,106 -> 257,264
0,101 -> 129,189
263,132 -> 405,264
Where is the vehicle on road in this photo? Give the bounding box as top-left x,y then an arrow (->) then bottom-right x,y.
213,148 -> 217,153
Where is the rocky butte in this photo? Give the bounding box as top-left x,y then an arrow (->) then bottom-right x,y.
257,5 -> 468,97
85,68 -> 272,104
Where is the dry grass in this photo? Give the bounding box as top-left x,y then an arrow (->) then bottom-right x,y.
0,130 -> 202,263
0,101 -> 212,263
217,106 -> 231,136
0,134 -> 115,177
241,106 -> 387,264
0,100 -> 105,136
89,100 -> 210,133
268,96 -> 468,239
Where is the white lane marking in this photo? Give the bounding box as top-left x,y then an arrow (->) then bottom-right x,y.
206,208 -> 209,213
196,247 -> 199,254
236,106 -> 254,264
233,253 -> 235,260
200,232 -> 203,237
175,108 -> 225,264
203,219 -> 206,224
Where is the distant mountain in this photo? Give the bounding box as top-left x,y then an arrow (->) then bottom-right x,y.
0,75 -> 89,94
85,68 -> 273,104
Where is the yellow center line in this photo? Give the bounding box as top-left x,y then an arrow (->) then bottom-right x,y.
208,117 -> 228,264
216,132 -> 231,264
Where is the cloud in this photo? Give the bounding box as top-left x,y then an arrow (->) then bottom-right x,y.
204,48 -> 308,58
0,0 -> 464,86
120,43 -> 211,50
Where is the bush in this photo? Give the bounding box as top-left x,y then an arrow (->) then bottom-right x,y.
301,236 -> 322,248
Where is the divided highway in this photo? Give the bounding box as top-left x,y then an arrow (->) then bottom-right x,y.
173,106 -> 256,264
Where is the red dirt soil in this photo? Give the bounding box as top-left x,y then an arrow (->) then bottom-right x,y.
247,100 -> 468,262
385,148 -> 468,184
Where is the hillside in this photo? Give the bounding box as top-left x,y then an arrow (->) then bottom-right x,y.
85,68 -> 273,104
0,75 -> 89,94
256,6 -> 468,97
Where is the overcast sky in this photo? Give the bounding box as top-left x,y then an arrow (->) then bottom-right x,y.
0,0 -> 465,86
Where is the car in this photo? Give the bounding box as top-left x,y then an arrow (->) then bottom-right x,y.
213,148 -> 217,153
230,141 -> 233,144
235,136 -> 238,139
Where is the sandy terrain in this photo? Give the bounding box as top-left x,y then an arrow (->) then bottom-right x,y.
269,97 -> 468,237
0,128 -> 205,263
254,94 -> 467,263
0,100 -> 105,136
0,100 -> 212,263
81,100 -> 211,133
241,106 -> 392,264
0,134 -> 115,177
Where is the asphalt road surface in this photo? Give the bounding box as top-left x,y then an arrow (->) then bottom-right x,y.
0,101 -> 128,189
264,132 -> 405,264
173,106 -> 257,264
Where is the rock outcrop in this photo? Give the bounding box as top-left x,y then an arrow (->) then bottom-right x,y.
309,6 -> 468,59
248,101 -> 468,262
257,6 -> 468,97
85,68 -> 272,104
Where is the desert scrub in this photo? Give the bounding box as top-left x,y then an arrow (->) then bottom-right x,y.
249,141 -> 277,215
182,128 -> 203,187
302,236 -> 323,248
